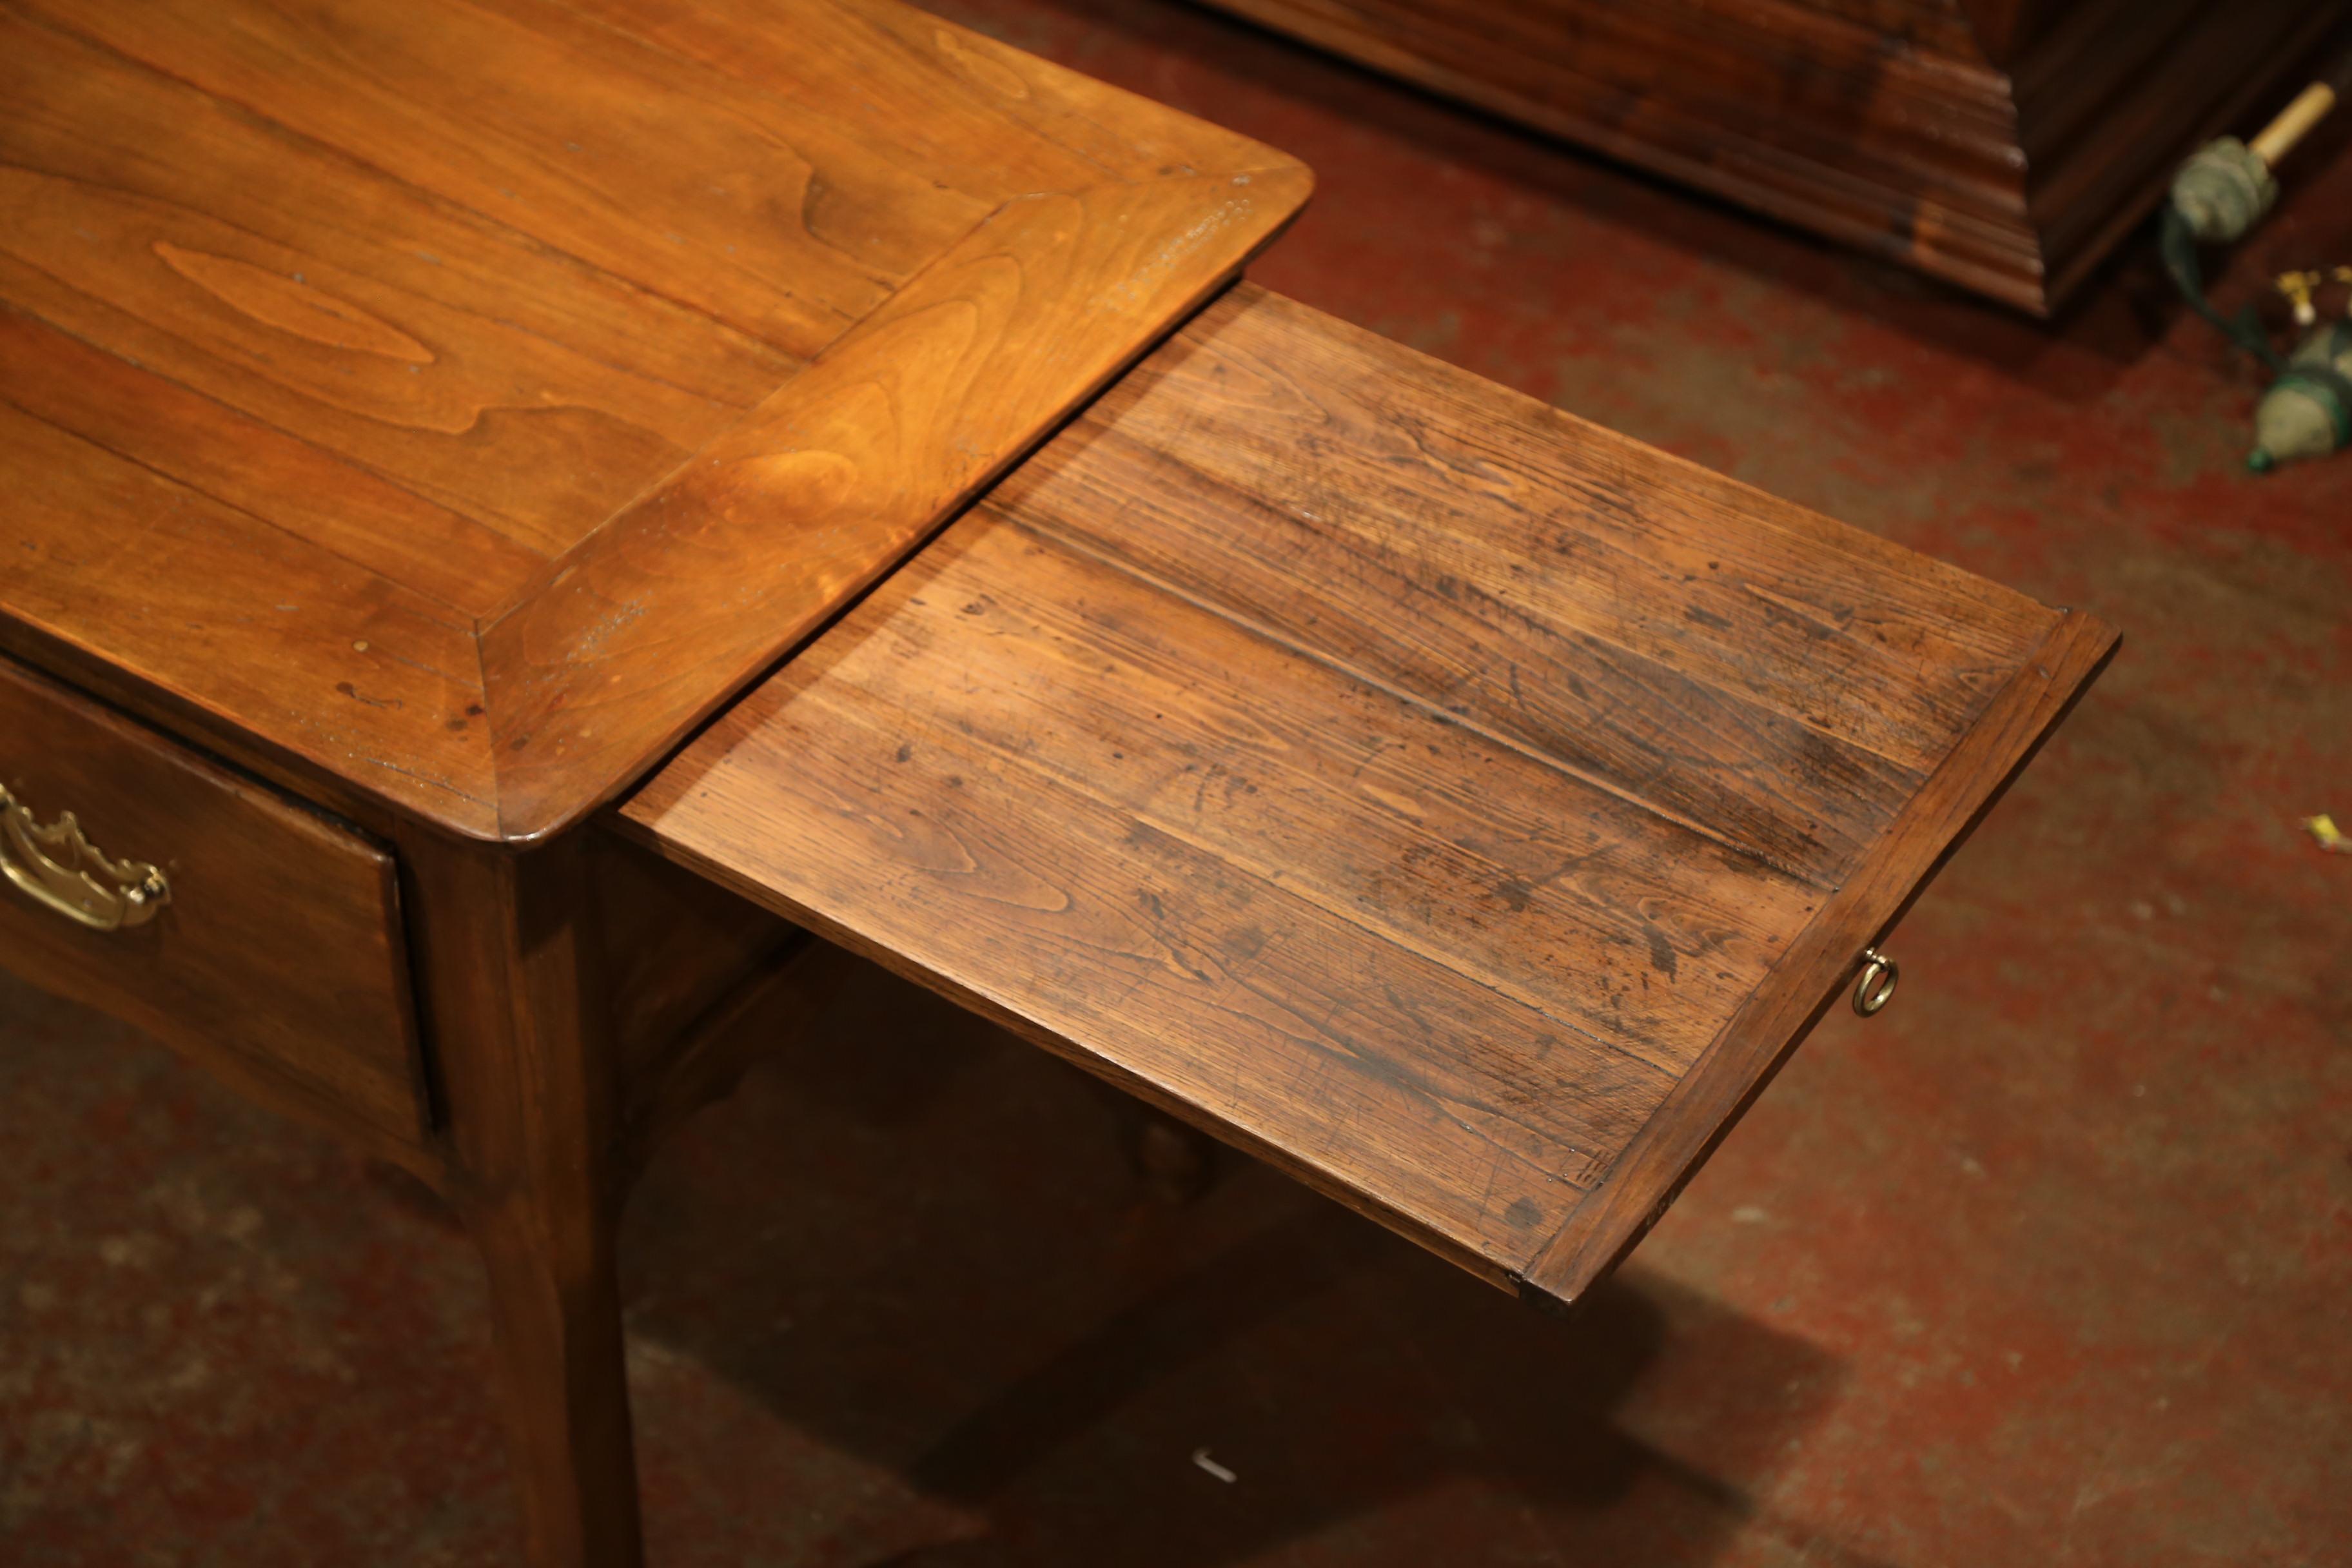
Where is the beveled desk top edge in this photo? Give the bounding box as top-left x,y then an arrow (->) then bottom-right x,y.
481,160 -> 1314,845
0,0 -> 1311,846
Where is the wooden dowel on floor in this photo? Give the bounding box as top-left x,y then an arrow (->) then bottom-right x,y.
2251,81 -> 2337,168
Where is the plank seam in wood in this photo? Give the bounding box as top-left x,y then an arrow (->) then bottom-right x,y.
19,3 -> 836,360
791,536 -> 1685,1076
1060,293 -> 2053,781
0,302 -> 554,619
460,163 -> 1048,634
1012,509 -> 1820,890
0,386 -> 486,639
603,805 -> 1540,1291
1514,608 -> 2118,1309
729,672 -> 1664,1185
479,166 -> 1311,841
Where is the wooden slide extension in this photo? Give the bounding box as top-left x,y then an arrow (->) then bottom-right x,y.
620,285 -> 2117,1313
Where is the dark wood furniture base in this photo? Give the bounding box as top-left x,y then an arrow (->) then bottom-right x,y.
1197,0 -> 2349,313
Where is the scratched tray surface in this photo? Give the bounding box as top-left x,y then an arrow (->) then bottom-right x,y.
0,0 -> 1307,839
622,288 -> 2115,1308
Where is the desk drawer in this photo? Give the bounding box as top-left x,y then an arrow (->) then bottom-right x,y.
0,656 -> 424,1146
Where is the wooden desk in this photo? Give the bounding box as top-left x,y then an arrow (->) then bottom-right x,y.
1,3 -> 2111,1562
3,2 -> 1301,1559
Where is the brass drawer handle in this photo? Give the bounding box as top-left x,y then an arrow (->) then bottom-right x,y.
1852,946 -> 1898,1016
0,785 -> 171,932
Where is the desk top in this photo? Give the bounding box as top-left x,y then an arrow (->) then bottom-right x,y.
623,287 -> 2117,1308
0,0 -> 1307,840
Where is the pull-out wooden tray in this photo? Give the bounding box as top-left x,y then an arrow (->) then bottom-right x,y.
620,286 -> 2115,1311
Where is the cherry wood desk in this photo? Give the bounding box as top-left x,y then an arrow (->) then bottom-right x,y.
2,2 -> 2112,1562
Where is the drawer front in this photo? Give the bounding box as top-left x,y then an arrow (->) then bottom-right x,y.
0,657 -> 424,1146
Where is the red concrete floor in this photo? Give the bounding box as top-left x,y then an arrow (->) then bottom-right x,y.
5,5 -> 2349,1565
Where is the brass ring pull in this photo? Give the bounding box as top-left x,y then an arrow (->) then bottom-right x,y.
0,785 -> 170,932
1852,946 -> 1898,1017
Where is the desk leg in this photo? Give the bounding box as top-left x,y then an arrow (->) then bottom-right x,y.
1081,1077 -> 1219,1204
403,830 -> 644,1568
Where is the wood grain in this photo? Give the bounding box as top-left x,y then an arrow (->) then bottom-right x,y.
1195,0 -> 2346,313
990,291 -> 2055,880
1520,608 -> 2117,1306
0,0 -> 1309,841
750,522 -> 1817,1077
1,7 -> 790,569
0,396 -> 501,830
482,164 -> 1309,837
402,829 -> 642,1568
622,286 -> 2115,1304
0,652 -> 426,1150
25,0 -> 958,358
0,15 -> 1308,1557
